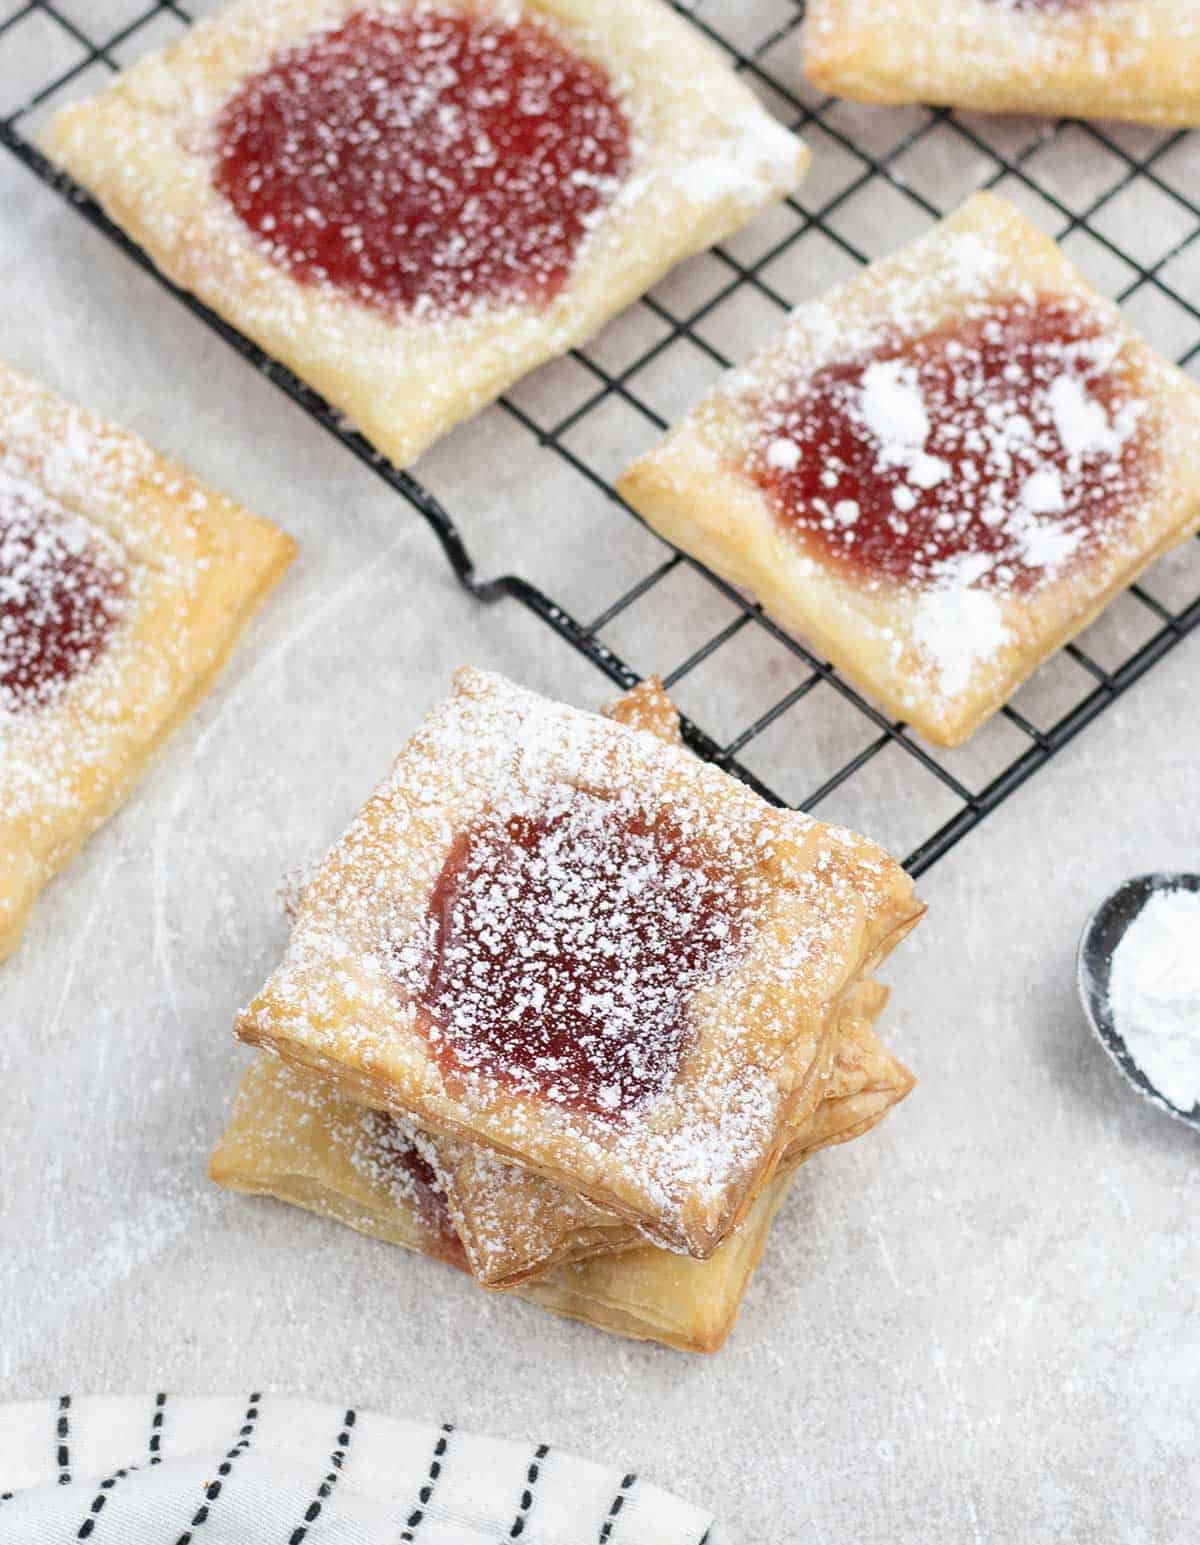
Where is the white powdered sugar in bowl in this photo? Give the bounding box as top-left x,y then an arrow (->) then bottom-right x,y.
1107,887 -> 1200,1114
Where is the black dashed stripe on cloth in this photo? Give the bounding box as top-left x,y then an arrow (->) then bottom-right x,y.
173,1392 -> 261,1545
149,1393 -> 168,1465
697,1531 -> 710,1545
76,1467 -> 136,1540
398,1422 -> 453,1542
56,1395 -> 71,1486
287,1408 -> 356,1545
598,1473 -> 637,1543
507,1444 -> 550,1539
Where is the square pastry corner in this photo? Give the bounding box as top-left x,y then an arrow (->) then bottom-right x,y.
618,192 -> 1200,747
803,0 -> 1200,127
0,360 -> 296,960
233,668 -> 921,1257
40,0 -> 809,470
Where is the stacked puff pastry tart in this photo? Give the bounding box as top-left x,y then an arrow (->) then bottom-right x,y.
212,671 -> 924,1352
40,0 -> 809,471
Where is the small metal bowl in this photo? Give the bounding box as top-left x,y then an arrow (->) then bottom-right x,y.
1076,871 -> 1200,1132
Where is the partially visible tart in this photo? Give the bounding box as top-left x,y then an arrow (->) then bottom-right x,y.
0,361 -> 295,960
804,0 -> 1200,126
618,194 -> 1200,747
42,0 -> 808,468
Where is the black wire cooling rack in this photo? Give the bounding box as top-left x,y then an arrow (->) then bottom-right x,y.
3,0 -> 1199,875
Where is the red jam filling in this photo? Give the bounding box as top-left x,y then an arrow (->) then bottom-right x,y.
401,790 -> 745,1118
0,486 -> 127,713
213,7 -> 632,317
375,1120 -> 467,1270
750,298 -> 1147,596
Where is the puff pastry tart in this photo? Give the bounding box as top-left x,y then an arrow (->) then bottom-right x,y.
211,983 -> 910,1350
804,0 -> 1200,126
233,667 -> 922,1258
619,193 -> 1200,747
0,361 -> 295,961
40,0 -> 808,471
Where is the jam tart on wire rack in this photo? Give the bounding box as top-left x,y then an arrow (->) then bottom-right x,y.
619,193 -> 1200,747
41,0 -> 808,469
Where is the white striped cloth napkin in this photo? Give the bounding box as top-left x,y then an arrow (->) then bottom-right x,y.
0,1394 -> 717,1544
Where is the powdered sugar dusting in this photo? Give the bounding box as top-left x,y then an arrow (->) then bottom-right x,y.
859,359 -> 930,451
664,101 -> 805,207
0,360 -> 292,955
1048,372 -> 1128,461
394,786 -> 750,1118
0,424 -> 148,854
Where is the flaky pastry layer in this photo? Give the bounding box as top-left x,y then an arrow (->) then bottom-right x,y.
413,978 -> 912,1286
210,1037 -> 901,1352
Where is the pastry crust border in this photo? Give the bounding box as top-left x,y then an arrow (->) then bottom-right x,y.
434,980 -> 912,1287
210,1052 -> 829,1352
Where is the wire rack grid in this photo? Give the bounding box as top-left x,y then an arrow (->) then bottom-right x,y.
2,0 -> 1199,876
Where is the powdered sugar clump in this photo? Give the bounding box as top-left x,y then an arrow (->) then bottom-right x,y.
857,359 -> 951,493
1048,372 -> 1131,462
765,437 -> 801,472
909,555 -> 1012,698
666,104 -> 806,208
